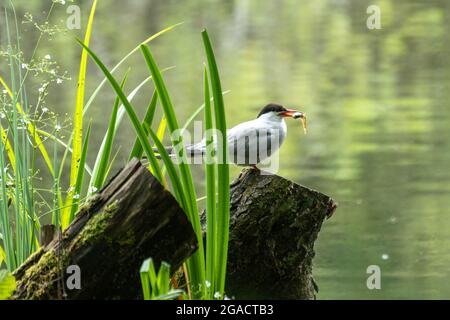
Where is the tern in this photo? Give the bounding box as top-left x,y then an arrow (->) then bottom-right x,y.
158,104 -> 306,168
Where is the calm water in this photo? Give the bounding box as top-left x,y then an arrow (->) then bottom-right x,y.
3,0 -> 450,299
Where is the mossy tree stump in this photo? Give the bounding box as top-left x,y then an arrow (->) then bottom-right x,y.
224,168 -> 337,299
12,158 -> 197,299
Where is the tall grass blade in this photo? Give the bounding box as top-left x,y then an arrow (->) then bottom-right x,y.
128,90 -> 158,160
88,67 -> 173,189
5,6 -> 24,268
83,23 -> 182,116
0,244 -> 5,266
66,0 -> 98,222
203,67 -> 217,299
155,116 -> 169,184
76,40 -> 164,183
0,121 -> 15,271
140,44 -> 206,298
202,29 -> 230,295
65,122 -> 92,227
0,128 -> 15,171
0,76 -> 53,176
146,128 -> 185,210
92,74 -> 129,190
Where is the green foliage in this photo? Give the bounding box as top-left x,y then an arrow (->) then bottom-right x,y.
0,1 -> 179,273
0,1 -> 230,301
139,44 -> 207,298
0,269 -> 16,300
140,258 -> 184,300
91,73 -> 129,191
203,67 -> 216,299
128,90 -> 158,160
201,30 -> 230,296
81,29 -> 231,299
67,122 -> 92,224
76,40 -> 164,183
64,0 -> 98,229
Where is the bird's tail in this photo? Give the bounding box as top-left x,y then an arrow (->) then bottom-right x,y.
152,146 -> 176,159
140,146 -> 173,165
143,145 -> 202,163
152,146 -> 173,155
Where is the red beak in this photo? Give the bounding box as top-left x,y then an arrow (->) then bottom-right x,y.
280,109 -> 303,118
280,109 -> 307,134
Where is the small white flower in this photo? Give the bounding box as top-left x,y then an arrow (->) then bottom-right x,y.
56,78 -> 63,84
224,295 -> 231,300
73,194 -> 80,199
50,69 -> 56,75
214,292 -> 221,299
42,107 -> 49,113
44,54 -> 51,60
0,113 -> 5,119
88,186 -> 98,194
38,87 -> 44,93
2,89 -> 7,94
382,254 -> 389,260
205,281 -> 211,288
21,63 -> 28,69
55,124 -> 61,131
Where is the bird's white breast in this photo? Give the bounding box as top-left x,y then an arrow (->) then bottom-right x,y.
227,115 -> 287,165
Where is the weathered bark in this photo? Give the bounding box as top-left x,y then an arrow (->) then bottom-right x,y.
224,168 -> 337,299
12,158 -> 197,300
40,224 -> 60,247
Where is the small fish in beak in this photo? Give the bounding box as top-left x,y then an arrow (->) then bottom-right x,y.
299,113 -> 307,134
280,109 -> 307,134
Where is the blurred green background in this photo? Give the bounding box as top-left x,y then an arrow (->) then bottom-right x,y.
1,0 -> 450,299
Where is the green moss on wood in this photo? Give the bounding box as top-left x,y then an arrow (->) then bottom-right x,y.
75,211 -> 113,246
75,194 -> 102,216
15,250 -> 68,299
70,200 -> 119,250
117,228 -> 135,247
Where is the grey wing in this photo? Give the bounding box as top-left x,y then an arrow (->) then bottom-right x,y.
185,139 -> 207,157
227,121 -> 282,165
153,141 -> 206,158
227,122 -> 261,165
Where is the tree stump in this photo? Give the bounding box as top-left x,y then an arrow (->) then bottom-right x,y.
12,158 -> 197,300
224,168 -> 337,299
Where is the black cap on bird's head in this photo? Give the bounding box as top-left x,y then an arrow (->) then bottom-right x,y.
258,103 -> 287,118
257,103 -> 305,119
257,104 -> 287,118
258,103 -> 307,134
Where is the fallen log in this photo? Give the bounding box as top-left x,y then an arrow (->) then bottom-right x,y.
223,168 -> 337,299
12,158 -> 197,299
